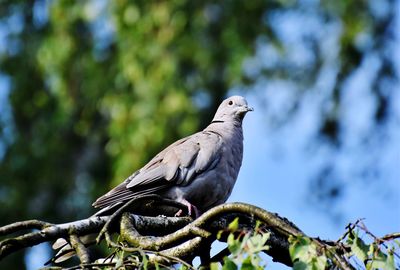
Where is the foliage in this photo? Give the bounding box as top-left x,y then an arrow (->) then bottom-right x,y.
292,219 -> 400,270
211,219 -> 400,270
346,230 -> 398,270
211,218 -> 270,270
289,236 -> 327,270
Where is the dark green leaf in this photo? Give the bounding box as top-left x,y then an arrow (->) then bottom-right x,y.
223,257 -> 238,270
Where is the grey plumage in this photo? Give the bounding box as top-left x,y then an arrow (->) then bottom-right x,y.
93,95 -> 253,216
52,96 -> 252,263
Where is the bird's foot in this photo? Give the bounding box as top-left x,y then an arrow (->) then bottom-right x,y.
175,199 -> 199,218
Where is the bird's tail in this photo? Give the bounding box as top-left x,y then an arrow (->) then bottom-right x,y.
48,234 -> 96,264
48,238 -> 75,263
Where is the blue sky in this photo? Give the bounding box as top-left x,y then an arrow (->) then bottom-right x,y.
227,91 -> 400,269
231,92 -> 400,239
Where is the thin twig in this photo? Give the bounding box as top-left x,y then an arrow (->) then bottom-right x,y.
356,222 -> 400,259
380,232 -> 400,242
336,219 -> 364,243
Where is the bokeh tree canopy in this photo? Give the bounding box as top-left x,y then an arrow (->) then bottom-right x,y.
0,0 -> 398,268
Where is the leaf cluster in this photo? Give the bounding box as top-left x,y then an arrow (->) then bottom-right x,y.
212,219 -> 400,270
346,230 -> 398,270
211,218 -> 270,270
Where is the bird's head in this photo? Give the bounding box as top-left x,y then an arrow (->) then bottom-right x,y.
212,96 -> 253,123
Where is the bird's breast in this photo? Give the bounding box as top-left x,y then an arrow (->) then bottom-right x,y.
166,127 -> 244,213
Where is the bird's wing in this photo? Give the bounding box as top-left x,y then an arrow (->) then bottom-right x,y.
92,131 -> 222,209
127,130 -> 223,188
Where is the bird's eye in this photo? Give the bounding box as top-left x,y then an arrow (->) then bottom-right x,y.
228,100 -> 233,106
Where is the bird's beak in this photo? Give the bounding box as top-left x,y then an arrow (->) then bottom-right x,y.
238,105 -> 254,114
244,105 -> 254,112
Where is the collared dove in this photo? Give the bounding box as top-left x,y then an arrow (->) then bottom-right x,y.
52,96 -> 252,263
93,95 -> 253,217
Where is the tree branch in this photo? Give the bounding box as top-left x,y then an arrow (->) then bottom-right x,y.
0,220 -> 53,236
0,200 -> 356,269
0,215 -> 108,259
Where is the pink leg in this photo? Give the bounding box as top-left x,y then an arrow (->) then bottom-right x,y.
175,199 -> 200,218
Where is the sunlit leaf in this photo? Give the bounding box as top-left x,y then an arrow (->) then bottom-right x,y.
210,262 -> 221,270
228,233 -> 241,256
385,251 -> 396,270
228,217 -> 240,231
350,234 -> 369,262
313,254 -> 327,270
289,236 -> 312,261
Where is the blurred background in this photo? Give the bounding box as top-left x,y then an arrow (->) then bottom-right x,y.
0,0 -> 399,269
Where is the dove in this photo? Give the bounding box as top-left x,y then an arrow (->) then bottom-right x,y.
51,96 -> 252,263
92,95 -> 253,217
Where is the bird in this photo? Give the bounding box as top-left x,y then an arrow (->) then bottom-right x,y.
92,95 -> 253,217
51,95 -> 252,263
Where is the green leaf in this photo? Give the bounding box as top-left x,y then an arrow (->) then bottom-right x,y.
367,258 -> 387,269
261,232 -> 271,247
254,220 -> 262,232
252,233 -> 270,252
241,256 -> 256,270
210,262 -> 221,270
240,233 -> 251,249
313,254 -> 327,270
289,235 -> 327,270
250,254 -> 262,266
293,261 -> 308,270
247,234 -> 269,253
228,217 -> 240,231
227,233 -> 241,255
367,248 -> 393,270
217,230 -> 224,240
394,240 -> 400,249
385,251 -> 396,270
350,234 -> 369,262
141,252 -> 148,270
222,257 -> 238,270
178,264 -> 188,270
289,236 -> 313,261
368,243 -> 375,257
246,235 -> 257,251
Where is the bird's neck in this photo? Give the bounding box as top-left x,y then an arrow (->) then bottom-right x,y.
205,119 -> 243,139
210,115 -> 243,127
